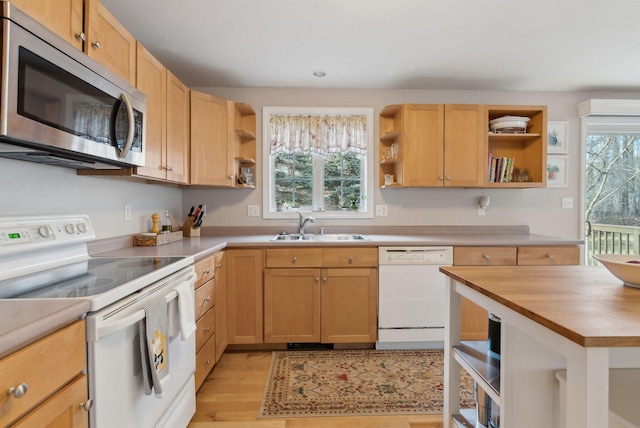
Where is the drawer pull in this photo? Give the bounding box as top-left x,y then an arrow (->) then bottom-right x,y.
7,383 -> 28,399
204,296 -> 211,303
348,256 -> 353,264
483,254 -> 490,260
292,256 -> 297,264
205,359 -> 211,366
215,264 -> 222,269
203,269 -> 211,275
80,399 -> 94,412
548,254 -> 555,260
204,326 -> 211,333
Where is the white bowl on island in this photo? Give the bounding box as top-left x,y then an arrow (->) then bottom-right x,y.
593,254 -> 640,289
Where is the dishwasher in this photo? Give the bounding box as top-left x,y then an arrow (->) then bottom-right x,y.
376,246 -> 453,350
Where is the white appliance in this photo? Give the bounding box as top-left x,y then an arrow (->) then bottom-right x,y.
377,246 -> 453,350
0,215 -> 196,428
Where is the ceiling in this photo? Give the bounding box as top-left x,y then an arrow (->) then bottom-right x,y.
101,0 -> 640,92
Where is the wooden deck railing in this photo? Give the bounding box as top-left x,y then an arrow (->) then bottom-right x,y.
587,223 -> 640,265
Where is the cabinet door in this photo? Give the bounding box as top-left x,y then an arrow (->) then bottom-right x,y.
321,268 -> 378,343
134,43 -> 167,180
165,71 -> 190,184
443,104 -> 485,187
403,104 -> 445,187
264,268 -> 321,343
227,249 -> 264,344
213,251 -> 227,362
190,91 -> 234,186
12,374 -> 89,428
8,0 -> 84,50
85,0 -> 136,85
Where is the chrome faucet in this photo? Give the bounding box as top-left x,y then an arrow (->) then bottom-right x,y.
296,211 -> 316,235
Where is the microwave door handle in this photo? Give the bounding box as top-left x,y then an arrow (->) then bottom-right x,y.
110,93 -> 135,159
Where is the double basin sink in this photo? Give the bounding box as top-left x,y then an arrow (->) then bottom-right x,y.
270,233 -> 369,242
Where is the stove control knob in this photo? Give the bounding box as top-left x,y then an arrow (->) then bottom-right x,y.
77,222 -> 88,233
38,226 -> 52,238
65,223 -> 77,234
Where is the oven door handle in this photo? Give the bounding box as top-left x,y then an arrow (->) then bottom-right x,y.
96,289 -> 179,340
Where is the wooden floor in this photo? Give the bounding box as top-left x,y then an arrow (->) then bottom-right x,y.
189,351 -> 445,428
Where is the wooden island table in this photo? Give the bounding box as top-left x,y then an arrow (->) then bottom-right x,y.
440,265 -> 640,428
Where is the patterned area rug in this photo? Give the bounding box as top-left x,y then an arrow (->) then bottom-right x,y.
258,349 -> 475,418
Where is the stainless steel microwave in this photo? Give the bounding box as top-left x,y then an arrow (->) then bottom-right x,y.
0,3 -> 146,169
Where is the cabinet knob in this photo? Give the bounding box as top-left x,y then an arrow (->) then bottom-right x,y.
439,176 -> 444,181
483,254 -> 490,260
348,256 -> 353,264
7,383 -> 28,399
91,40 -> 102,50
315,277 -> 320,281
446,176 -> 451,181
75,32 -> 86,42
323,277 -> 327,282
291,256 -> 297,264
204,326 -> 211,333
205,359 -> 211,366
204,296 -> 211,302
215,264 -> 222,269
548,254 -> 555,260
164,166 -> 174,172
80,399 -> 94,412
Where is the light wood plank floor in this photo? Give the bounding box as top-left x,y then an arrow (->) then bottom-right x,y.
189,351 -> 445,428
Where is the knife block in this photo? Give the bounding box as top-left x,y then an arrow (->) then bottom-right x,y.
182,217 -> 200,237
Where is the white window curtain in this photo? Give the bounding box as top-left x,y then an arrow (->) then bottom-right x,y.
269,114 -> 367,156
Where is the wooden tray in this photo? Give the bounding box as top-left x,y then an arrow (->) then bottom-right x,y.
133,231 -> 183,246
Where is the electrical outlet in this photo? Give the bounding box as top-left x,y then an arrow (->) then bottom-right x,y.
562,197 -> 573,209
124,204 -> 132,221
478,206 -> 486,216
247,205 -> 260,217
375,205 -> 388,216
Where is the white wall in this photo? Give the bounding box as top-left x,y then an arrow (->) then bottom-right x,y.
185,87 -> 640,238
3,87 -> 639,240
0,158 -> 182,239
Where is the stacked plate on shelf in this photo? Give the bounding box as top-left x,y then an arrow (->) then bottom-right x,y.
489,116 -> 530,133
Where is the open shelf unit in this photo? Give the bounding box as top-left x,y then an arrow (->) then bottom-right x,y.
378,104 -> 403,187
485,105 -> 547,188
232,102 -> 256,188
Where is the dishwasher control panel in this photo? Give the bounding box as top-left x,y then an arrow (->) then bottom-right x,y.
378,246 -> 453,265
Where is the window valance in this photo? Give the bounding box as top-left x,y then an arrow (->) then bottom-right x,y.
269,114 -> 367,156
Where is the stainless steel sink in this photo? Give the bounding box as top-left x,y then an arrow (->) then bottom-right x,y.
270,233 -> 369,242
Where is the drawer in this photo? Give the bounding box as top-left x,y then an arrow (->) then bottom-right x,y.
195,307 -> 216,352
266,248 -> 323,268
195,335 -> 216,391
453,246 -> 517,266
194,279 -> 215,320
517,246 -> 580,266
322,247 -> 378,267
0,320 -> 86,427
194,256 -> 216,289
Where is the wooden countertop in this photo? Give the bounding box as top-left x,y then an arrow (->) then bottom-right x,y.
440,265 -> 640,348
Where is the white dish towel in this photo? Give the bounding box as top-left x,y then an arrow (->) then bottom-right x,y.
175,280 -> 196,340
139,298 -> 170,397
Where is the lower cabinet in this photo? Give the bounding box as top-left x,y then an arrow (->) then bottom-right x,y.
453,245 -> 580,340
193,250 -> 226,391
1,320 -> 88,427
264,247 -> 378,344
227,249 -> 264,344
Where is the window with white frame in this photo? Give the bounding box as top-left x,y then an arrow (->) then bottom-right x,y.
263,107 -> 374,219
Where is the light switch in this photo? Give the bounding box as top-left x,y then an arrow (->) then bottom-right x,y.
247,205 -> 260,216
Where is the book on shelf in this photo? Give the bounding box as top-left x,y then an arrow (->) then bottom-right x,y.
488,154 -> 515,182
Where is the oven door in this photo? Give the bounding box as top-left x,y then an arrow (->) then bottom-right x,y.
0,5 -> 146,168
85,267 -> 196,428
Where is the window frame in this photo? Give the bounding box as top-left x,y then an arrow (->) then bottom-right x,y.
262,106 -> 374,219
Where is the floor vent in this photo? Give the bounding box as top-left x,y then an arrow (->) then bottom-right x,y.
287,343 -> 334,350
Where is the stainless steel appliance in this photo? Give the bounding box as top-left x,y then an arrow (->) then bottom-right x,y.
377,246 -> 453,350
0,4 -> 146,169
0,215 -> 196,427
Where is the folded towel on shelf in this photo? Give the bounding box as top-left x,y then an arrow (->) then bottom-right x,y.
139,298 -> 170,397
175,280 -> 196,340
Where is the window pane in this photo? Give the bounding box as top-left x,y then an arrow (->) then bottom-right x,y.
274,153 -> 313,207
323,152 -> 362,210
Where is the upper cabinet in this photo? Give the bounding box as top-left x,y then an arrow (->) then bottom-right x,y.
190,91 -> 234,186
84,0 -> 136,85
190,92 -> 257,188
10,0 -> 137,85
135,43 -> 189,184
379,103 -> 547,188
7,0 -> 84,49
